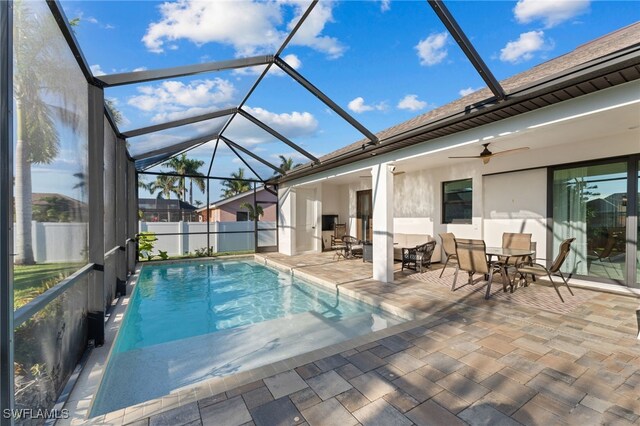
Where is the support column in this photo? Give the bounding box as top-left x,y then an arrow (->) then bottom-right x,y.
0,0 -> 14,419
277,185 -> 295,255
372,163 -> 394,283
88,85 -> 105,346
127,164 -> 138,272
115,140 -> 127,295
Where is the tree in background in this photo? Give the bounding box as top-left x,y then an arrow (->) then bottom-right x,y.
150,175 -> 180,200
276,155 -> 301,174
14,1 -> 85,264
239,202 -> 264,221
221,168 -> 251,198
162,154 -> 205,204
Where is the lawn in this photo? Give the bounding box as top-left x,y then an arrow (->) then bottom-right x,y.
14,263 -> 83,310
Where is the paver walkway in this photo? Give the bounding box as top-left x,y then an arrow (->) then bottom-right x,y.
113,253 -> 640,426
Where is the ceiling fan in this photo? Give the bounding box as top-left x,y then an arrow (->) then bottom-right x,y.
449,142 -> 529,164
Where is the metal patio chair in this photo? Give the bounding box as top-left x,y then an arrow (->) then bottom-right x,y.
514,238 -> 576,303
438,232 -> 458,278
342,235 -> 363,259
453,238 -> 508,299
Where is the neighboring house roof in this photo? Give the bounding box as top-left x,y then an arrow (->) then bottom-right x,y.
32,193 -> 86,208
197,187 -> 275,212
276,22 -> 640,183
139,198 -> 197,211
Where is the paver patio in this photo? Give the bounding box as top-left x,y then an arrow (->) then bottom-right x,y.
103,252 -> 640,425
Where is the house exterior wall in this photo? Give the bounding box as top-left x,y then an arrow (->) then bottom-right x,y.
279,82 -> 639,273
200,190 -> 277,222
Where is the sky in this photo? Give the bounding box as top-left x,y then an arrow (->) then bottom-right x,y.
53,0 -> 639,205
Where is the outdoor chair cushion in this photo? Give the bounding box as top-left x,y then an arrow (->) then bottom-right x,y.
393,233 -> 434,261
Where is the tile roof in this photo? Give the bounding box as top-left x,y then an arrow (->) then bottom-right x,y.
312,22 -> 640,165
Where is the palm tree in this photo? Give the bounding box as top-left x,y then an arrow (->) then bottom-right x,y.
150,175 -> 180,200
138,176 -> 154,194
280,155 -> 301,172
239,202 -> 264,221
221,168 -> 251,198
14,1 -> 85,264
163,154 -> 205,203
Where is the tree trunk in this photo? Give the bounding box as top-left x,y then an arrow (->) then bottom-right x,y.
14,104 -> 35,264
189,179 -> 193,205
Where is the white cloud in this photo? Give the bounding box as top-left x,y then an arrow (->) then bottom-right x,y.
397,94 -> 427,111
242,106 -> 318,138
380,0 -> 391,12
143,1 -> 344,58
500,31 -> 547,63
217,106 -> 319,146
415,32 -> 448,66
90,64 -> 105,76
514,0 -> 590,28
133,67 -> 148,72
86,16 -> 98,24
127,78 -> 236,122
459,86 -> 482,97
347,97 -> 387,114
287,1 -> 345,59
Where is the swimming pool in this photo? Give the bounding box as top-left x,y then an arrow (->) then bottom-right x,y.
91,259 -> 405,415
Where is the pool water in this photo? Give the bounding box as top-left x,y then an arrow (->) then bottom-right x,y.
91,259 -> 404,415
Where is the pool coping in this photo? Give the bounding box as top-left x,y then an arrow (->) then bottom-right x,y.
63,255 -> 427,425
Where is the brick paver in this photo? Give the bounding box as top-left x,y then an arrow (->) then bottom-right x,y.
117,253 -> 640,426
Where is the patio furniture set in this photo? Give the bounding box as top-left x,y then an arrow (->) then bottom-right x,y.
440,232 -> 576,302
330,225 -> 436,272
329,226 -> 575,303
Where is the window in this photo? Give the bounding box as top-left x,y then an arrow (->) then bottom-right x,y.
442,179 -> 472,224
551,160 -> 628,283
236,211 -> 249,222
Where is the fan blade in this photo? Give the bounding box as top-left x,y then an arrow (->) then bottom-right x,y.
489,147 -> 530,157
448,155 -> 482,159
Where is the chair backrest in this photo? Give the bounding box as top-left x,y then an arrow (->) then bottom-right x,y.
335,223 -> 347,240
455,238 -> 489,274
342,235 -> 358,245
549,238 -> 576,273
502,233 -> 532,250
421,241 -> 437,258
439,233 -> 456,256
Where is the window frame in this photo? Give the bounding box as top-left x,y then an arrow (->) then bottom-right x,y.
442,178 -> 473,225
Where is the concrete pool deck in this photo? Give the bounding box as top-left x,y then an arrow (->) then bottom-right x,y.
63,253 -> 640,425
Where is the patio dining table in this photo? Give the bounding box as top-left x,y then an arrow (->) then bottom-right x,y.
485,246 -> 536,290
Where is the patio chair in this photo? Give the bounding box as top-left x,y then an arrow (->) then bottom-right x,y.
402,241 -> 436,273
334,223 -> 347,242
499,233 -> 532,266
514,238 -> 576,303
438,233 -> 457,278
342,235 -> 363,258
453,239 -> 508,299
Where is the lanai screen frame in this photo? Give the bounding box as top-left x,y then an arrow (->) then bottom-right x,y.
0,0 -> 513,419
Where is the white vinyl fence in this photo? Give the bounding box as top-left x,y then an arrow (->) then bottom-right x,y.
139,221 -> 277,256
12,221 -> 277,263
13,221 -> 88,264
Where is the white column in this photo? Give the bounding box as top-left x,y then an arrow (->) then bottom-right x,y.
372,163 -> 394,283
278,185 -> 295,255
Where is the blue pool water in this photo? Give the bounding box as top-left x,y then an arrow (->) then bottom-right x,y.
92,259 -> 404,415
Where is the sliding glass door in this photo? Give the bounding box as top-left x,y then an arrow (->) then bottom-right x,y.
551,157 -> 638,286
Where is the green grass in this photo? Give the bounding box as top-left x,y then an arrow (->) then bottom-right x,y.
14,263 -> 83,309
